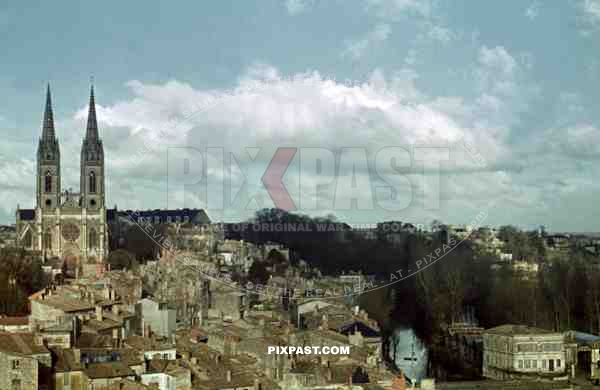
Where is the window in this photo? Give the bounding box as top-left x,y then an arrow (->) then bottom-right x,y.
525,359 -> 531,369
155,216 -> 160,224
12,359 -> 19,369
542,360 -> 547,369
64,372 -> 70,385
543,343 -> 562,352
45,170 -> 52,193
532,360 -> 537,369
518,360 -> 523,369
89,171 -> 97,193
557,359 -> 561,368
88,228 -> 98,249
167,216 -> 172,223
176,216 -> 181,223
43,229 -> 52,250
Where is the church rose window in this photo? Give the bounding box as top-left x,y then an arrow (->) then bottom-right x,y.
62,222 -> 80,241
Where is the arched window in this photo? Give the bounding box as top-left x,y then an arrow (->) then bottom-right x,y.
43,229 -> 52,250
44,171 -> 52,193
88,228 -> 98,249
89,171 -> 97,193
23,229 -> 32,248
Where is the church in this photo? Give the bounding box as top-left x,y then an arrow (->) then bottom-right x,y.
15,84 -> 108,278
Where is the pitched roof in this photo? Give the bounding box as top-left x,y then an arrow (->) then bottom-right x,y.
0,332 -> 50,356
84,361 -> 135,379
0,316 -> 29,326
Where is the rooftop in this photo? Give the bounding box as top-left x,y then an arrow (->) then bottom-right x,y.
0,332 -> 50,356
485,324 -> 556,336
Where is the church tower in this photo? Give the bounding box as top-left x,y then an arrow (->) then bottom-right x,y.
37,84 -> 61,211
80,84 -> 105,210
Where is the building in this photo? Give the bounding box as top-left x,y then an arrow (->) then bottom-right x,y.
483,324 -> 566,380
0,332 -> 52,390
137,298 -> 177,339
15,84 -> 108,278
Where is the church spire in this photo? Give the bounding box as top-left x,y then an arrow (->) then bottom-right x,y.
86,81 -> 98,140
42,83 -> 55,140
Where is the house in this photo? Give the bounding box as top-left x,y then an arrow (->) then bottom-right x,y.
125,335 -> 177,361
83,361 -> 136,389
0,332 -> 52,390
137,298 -> 177,339
483,324 -> 566,380
51,347 -> 87,390
140,359 -> 192,390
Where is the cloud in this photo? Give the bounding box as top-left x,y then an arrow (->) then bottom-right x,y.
342,23 -> 392,59
285,0 -> 314,15
59,59 -> 536,225
577,0 -> 600,35
525,1 -> 540,20
365,0 -> 431,19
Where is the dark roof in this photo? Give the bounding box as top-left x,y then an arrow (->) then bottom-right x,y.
115,208 -> 210,224
18,209 -> 35,220
107,208 -> 117,222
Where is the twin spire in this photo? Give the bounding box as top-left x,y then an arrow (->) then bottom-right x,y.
42,81 -> 99,141
86,83 -> 99,140
42,84 -> 55,140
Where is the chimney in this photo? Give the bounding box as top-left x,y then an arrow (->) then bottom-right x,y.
392,371 -> 407,390
254,378 -> 261,390
95,306 -> 103,322
34,334 -> 45,346
226,370 -> 232,382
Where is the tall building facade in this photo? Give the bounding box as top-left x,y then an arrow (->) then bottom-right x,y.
16,84 -> 108,277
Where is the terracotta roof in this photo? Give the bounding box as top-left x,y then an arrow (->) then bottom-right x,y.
125,335 -> 175,352
84,361 -> 135,379
50,348 -> 83,372
0,316 -> 29,326
0,332 -> 50,356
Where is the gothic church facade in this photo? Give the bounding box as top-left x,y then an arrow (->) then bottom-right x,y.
16,84 -> 107,277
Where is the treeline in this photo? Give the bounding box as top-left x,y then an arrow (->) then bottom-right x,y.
234,209 -> 600,342
0,248 -> 47,315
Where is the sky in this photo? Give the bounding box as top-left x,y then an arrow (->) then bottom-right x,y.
0,0 -> 599,231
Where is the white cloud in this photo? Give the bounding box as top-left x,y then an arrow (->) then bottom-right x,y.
365,0 -> 431,19
342,23 -> 392,59
525,1 -> 540,20
61,62 -> 530,224
577,0 -> 600,35
285,0 -> 314,15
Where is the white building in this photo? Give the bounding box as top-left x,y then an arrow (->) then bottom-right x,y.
483,324 -> 566,380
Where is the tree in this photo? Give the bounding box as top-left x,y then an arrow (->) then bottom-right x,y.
0,248 -> 48,315
248,260 -> 270,285
106,249 -> 138,270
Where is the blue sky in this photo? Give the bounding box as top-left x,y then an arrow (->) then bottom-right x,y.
0,0 -> 599,231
